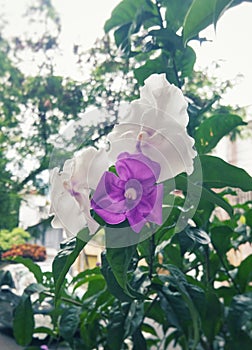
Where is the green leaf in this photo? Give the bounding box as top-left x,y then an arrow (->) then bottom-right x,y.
72,267 -> 103,292
175,173 -> 233,217
149,28 -> 183,51
132,327 -> 147,350
104,0 -> 152,33
105,244 -> 137,290
194,113 -> 246,153
24,283 -> 46,295
202,187 -> 233,217
107,309 -> 127,350
201,291 -> 223,343
235,255 -> 252,292
162,0 -> 194,31
59,306 -> 81,341
13,256 -> 43,284
144,299 -> 169,329
159,265 -> 203,346
200,155 -> 252,191
101,251 -> 133,302
134,54 -> 168,85
33,326 -> 55,338
227,293 -> 252,338
13,294 -> 34,346
211,225 -> 233,255
0,270 -> 15,288
183,0 -> 234,44
125,301 -> 145,337
114,23 -> 131,53
176,45 -> 196,78
245,208 -> 252,227
52,232 -> 88,301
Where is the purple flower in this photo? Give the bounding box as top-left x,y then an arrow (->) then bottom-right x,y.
91,152 -> 163,233
40,346 -> 49,350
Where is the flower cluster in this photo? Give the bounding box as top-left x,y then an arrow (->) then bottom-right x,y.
1,243 -> 46,262
50,74 -> 196,238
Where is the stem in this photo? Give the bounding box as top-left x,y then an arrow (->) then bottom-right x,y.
204,246 -> 211,286
144,294 -> 159,316
213,245 -> 242,294
149,234 -> 156,279
172,54 -> 181,88
42,291 -> 83,307
155,0 -> 165,29
176,287 -> 199,350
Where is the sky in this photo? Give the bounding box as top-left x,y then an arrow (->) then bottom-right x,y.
54,0 -> 252,111
1,0 -> 252,111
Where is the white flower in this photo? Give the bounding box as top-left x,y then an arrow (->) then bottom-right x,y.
49,147 -> 109,236
108,73 -> 197,182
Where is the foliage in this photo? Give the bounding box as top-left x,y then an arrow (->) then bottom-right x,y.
0,227 -> 30,251
1,0 -> 252,349
1,243 -> 46,262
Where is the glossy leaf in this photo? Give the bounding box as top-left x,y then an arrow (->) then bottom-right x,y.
0,270 -> 15,288
101,251 -> 133,301
107,309 -> 126,350
176,45 -> 196,78
132,327 -> 147,350
13,294 -> 34,346
195,113 -> 246,154
52,232 -> 88,300
200,155 -> 252,191
201,291 -> 223,343
13,256 -> 43,284
161,0 -> 194,31
174,173 -> 233,217
24,283 -> 46,295
211,225 -> 233,255
159,288 -> 190,331
104,0 -> 151,33
134,55 -> 168,85
235,255 -> 252,292
227,293 -> 252,338
183,0 -> 234,44
59,306 -> 81,340
105,245 -> 138,290
245,208 -> 252,227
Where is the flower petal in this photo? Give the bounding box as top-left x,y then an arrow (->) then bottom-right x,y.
116,152 -> 160,183
126,207 -> 147,233
144,183 -> 163,225
107,73 -> 196,182
49,168 -> 99,236
49,146 -> 108,236
91,172 -> 127,224
71,147 -> 109,190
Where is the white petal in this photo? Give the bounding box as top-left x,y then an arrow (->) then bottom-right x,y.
73,147 -> 109,190
107,73 -> 196,181
49,151 -> 103,237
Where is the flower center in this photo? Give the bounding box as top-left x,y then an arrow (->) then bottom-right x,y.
124,187 -> 137,201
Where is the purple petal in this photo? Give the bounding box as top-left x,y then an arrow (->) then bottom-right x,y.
116,152 -> 160,184
91,152 -> 164,232
126,183 -> 163,232
91,202 -> 126,225
91,172 -> 127,224
92,172 -> 125,204
126,207 -> 147,233
135,190 -> 158,216
145,183 -> 163,225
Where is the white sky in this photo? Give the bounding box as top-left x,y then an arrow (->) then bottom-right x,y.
55,0 -> 252,110
1,0 -> 252,110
